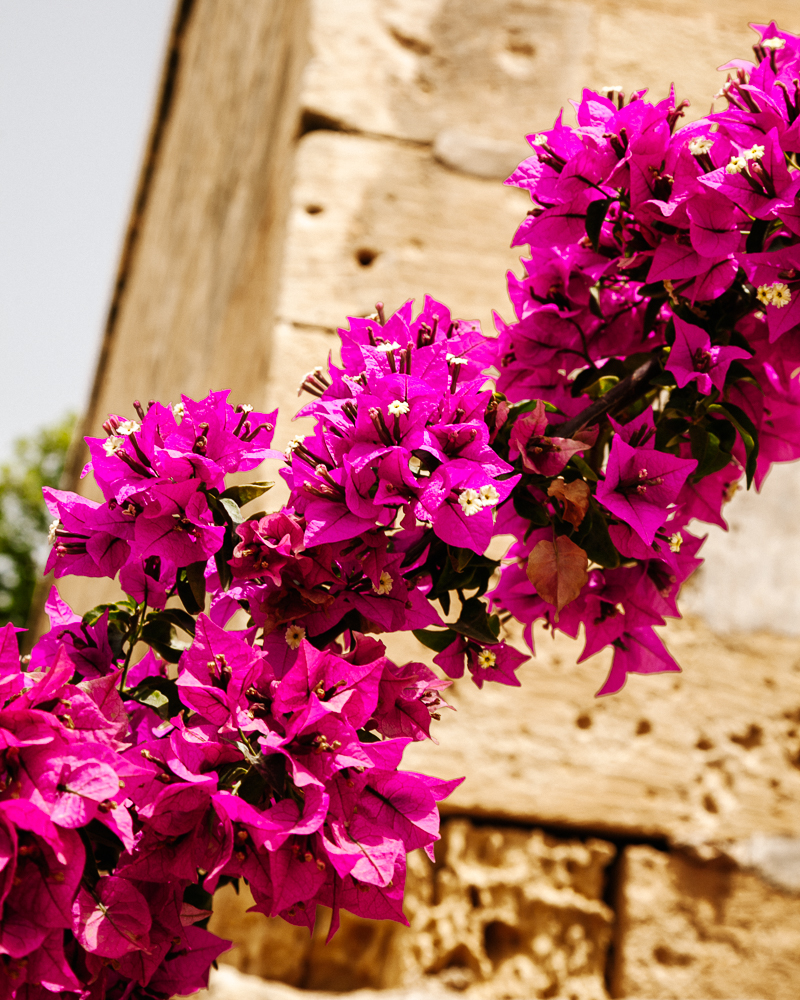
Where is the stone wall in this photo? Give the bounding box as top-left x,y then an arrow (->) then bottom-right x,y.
60,1 -> 800,997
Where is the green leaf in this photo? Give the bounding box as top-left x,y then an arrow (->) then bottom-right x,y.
177,561 -> 206,615
585,198 -> 612,252
724,359 -> 759,388
649,370 -> 677,388
513,489 -> 551,525
146,607 -> 196,636
708,402 -> 759,488
689,425 -> 730,480
568,456 -> 599,482
220,482 -> 274,506
140,618 -> 190,663
124,676 -> 183,719
574,508 -> 619,568
413,628 -> 457,652
218,497 -> 244,525
450,597 -> 501,645
450,547 -> 474,574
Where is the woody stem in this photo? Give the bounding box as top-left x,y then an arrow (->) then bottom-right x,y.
547,355 -> 662,439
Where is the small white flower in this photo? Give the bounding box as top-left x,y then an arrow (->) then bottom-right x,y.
669,532 -> 683,553
376,341 -> 401,353
771,282 -> 792,308
477,649 -> 497,669
688,137 -> 714,156
757,283 -> 774,306
285,435 -> 304,459
725,155 -> 747,174
238,403 -> 254,414
745,144 -> 765,161
388,400 -> 410,417
285,624 -> 306,649
47,519 -> 59,546
373,571 -> 393,595
458,488 -> 483,516
762,36 -> 786,50
479,484 -> 500,506
408,455 -> 422,476
172,402 -> 185,419
117,420 -> 140,436
531,133 -> 548,146
446,354 -> 467,366
103,437 -> 123,456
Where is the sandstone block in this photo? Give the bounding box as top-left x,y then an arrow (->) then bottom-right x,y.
302,0 -> 800,158
612,844 -> 800,999
400,616 -> 800,845
276,129 -> 530,337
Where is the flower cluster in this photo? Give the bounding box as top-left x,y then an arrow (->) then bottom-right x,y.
44,392 -> 279,608
0,578 -> 455,1000
19,22 -> 800,1000
488,20 -> 800,693
286,297 -> 517,554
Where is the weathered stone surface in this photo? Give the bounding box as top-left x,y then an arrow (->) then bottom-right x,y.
302,0 -> 800,149
391,820 -> 614,999
400,616 -> 800,845
612,844 -> 800,999
275,129 -> 530,336
207,819 -> 615,998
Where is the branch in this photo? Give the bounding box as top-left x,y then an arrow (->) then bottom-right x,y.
548,356 -> 662,439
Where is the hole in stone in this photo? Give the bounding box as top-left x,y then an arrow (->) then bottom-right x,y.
305,204 -> 323,215
506,39 -> 535,56
468,885 -> 480,908
576,713 -> 592,729
654,945 -> 693,967
702,793 -> 718,814
696,736 -> 714,751
730,723 -> 763,750
484,921 -> 522,965
356,248 -> 379,267
636,719 -> 652,735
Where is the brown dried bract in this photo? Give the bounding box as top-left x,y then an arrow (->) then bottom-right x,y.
527,536 -> 589,615
547,478 -> 591,529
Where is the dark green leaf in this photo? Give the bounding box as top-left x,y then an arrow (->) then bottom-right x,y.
513,489 -> 551,525
413,628 -> 457,653
574,507 -> 619,568
724,359 -> 759,388
585,198 -> 612,252
568,456 -> 599,482
146,607 -> 196,636
708,402 -> 759,488
140,618 -> 189,663
177,562 -> 206,615
450,597 -> 500,645
219,482 -> 274,506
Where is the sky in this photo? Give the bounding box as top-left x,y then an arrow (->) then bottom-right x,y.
0,0 -> 174,462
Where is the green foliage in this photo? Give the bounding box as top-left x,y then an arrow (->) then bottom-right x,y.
0,415 -> 75,627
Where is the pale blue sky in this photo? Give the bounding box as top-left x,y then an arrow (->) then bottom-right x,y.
0,0 -> 174,460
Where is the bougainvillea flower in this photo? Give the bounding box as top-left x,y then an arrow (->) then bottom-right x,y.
595,438 -> 697,545
666,315 -> 750,394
